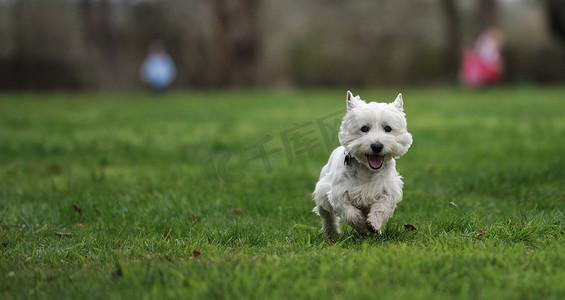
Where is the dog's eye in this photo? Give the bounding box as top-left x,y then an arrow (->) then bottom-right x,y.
384,126 -> 392,133
361,126 -> 370,133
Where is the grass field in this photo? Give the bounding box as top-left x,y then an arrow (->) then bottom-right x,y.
1,87 -> 564,299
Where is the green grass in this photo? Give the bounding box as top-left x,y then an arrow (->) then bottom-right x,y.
1,87 -> 564,299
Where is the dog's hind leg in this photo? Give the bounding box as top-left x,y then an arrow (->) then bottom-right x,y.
313,177 -> 340,235
317,206 -> 341,235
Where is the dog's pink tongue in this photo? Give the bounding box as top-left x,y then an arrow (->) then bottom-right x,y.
368,155 -> 384,169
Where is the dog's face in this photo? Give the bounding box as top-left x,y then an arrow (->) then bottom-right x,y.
338,91 -> 412,170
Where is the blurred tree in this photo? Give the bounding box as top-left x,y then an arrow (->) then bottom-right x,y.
79,0 -> 120,90
547,0 -> 565,43
478,0 -> 498,32
4,1 -> 85,90
442,0 -> 462,80
210,0 -> 259,86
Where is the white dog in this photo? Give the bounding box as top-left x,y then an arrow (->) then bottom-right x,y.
313,91 -> 412,236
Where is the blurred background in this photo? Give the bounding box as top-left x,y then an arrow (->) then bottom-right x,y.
0,0 -> 564,91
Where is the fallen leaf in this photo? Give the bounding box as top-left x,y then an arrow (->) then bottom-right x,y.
77,224 -> 86,228
193,250 -> 201,258
55,232 -> 73,238
404,224 -> 417,231
191,216 -> 201,223
230,208 -> 243,216
73,203 -> 83,215
477,230 -> 484,240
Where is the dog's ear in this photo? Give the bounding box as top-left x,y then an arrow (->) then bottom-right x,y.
346,91 -> 358,111
392,93 -> 404,111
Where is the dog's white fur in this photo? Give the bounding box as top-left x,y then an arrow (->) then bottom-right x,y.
313,91 -> 412,235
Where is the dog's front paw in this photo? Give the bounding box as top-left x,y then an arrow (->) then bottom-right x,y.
342,206 -> 364,225
366,220 -> 383,235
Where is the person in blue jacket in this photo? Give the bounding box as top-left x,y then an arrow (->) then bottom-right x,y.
141,41 -> 176,91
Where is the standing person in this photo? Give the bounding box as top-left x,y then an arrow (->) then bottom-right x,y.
140,41 -> 176,92
460,28 -> 503,88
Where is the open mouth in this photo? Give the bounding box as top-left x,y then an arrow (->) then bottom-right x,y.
366,154 -> 385,170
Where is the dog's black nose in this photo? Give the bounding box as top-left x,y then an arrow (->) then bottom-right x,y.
371,142 -> 384,154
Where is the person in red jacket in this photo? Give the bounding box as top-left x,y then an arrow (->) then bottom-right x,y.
460,28 -> 504,88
